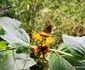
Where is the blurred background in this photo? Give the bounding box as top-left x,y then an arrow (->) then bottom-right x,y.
0,0 -> 85,47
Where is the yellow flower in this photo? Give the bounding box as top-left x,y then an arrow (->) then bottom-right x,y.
32,31 -> 55,45
32,31 -> 42,42
39,54 -> 43,59
45,37 -> 55,45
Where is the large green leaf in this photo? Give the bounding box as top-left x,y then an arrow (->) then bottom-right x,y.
0,51 -> 17,70
47,53 -> 76,70
63,34 -> 85,59
0,52 -> 36,70
58,43 -> 85,70
0,17 -> 30,48
16,53 -> 36,69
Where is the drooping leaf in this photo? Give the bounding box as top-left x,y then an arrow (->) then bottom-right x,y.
16,53 -> 36,69
57,42 -> 85,70
47,53 -> 76,70
63,34 -> 85,59
63,55 -> 85,70
58,43 -> 85,70
0,51 -> 17,70
0,17 -> 30,48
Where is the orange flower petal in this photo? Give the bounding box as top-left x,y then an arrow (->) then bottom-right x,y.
34,46 -> 39,54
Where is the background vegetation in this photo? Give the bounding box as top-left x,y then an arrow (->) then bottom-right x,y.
0,0 -> 85,47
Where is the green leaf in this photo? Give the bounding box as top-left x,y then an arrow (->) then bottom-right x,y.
0,51 -> 17,70
16,46 -> 28,53
0,17 -> 30,48
0,41 -> 8,50
58,43 -> 71,53
48,53 -> 76,70
63,55 -> 85,70
0,25 -> 5,35
58,43 -> 85,70
63,34 -> 85,59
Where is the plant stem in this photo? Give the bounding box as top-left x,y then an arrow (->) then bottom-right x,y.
22,53 -> 29,70
50,49 -> 72,57
13,49 -> 18,70
0,48 -> 16,52
22,45 -> 30,70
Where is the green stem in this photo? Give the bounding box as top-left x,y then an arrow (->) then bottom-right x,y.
13,50 -> 18,70
22,53 -> 29,70
22,45 -> 30,70
0,48 -> 16,52
50,49 -> 72,57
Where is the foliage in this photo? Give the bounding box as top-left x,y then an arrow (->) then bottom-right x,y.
62,34 -> 85,70
0,17 -> 36,70
63,34 -> 85,60
1,0 -> 85,46
47,53 -> 75,70
0,0 -> 85,70
0,51 -> 17,70
0,41 -> 8,50
0,17 -> 85,70
0,17 -> 30,48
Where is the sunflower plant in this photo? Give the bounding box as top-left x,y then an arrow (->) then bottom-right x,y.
31,31 -> 55,58
30,26 -> 76,70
